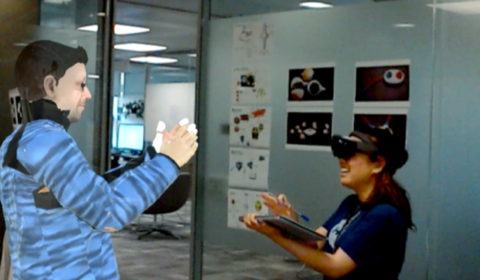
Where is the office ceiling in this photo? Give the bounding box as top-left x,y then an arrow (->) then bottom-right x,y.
113,0 -> 381,70
39,0 -> 399,72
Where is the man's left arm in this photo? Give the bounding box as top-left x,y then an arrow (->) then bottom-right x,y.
102,146 -> 157,183
102,119 -> 195,183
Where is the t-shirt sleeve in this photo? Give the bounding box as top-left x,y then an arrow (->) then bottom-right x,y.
337,205 -> 406,267
322,195 -> 357,232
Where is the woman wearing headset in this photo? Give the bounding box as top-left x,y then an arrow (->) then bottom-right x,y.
243,126 -> 415,280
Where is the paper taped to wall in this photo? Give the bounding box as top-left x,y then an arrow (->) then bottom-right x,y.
230,106 -> 272,148
228,148 -> 270,189
227,188 -> 269,230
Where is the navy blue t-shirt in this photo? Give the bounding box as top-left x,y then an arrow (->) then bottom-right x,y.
322,195 -> 408,280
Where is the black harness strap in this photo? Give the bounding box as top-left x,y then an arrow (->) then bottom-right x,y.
2,99 -> 70,175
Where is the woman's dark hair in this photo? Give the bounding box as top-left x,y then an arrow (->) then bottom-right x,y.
14,40 -> 88,102
360,126 -> 416,231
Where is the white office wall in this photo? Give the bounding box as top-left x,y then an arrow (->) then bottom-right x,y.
200,2 -> 436,279
144,83 -> 196,142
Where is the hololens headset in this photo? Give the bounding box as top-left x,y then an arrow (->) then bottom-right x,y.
331,129 -> 409,174
331,131 -> 378,160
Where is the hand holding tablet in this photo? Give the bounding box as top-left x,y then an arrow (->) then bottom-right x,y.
240,215 -> 325,242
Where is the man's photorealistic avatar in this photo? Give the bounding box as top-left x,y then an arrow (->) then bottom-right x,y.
0,40 -> 199,280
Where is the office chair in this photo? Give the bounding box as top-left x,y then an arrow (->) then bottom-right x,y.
137,173 -> 191,240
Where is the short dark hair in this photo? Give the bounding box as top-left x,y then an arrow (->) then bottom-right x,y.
14,40 -> 88,101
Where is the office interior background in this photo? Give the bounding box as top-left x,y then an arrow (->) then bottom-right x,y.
0,0 -> 479,279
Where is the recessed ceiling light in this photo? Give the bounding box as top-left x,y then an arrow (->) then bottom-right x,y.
394,23 -> 415,28
114,43 -> 166,52
114,24 -> 150,35
428,1 -> 480,15
299,1 -> 332,9
77,24 -> 150,35
188,53 -> 197,57
130,56 -> 178,64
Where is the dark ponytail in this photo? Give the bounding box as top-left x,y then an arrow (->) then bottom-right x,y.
365,172 -> 416,231
361,127 -> 416,231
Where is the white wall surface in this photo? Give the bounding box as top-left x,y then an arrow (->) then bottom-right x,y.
144,83 -> 196,142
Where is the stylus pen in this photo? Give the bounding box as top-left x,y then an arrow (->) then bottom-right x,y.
268,192 -> 310,222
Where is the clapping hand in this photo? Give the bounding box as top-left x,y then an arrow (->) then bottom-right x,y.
261,193 -> 295,219
153,118 -> 197,153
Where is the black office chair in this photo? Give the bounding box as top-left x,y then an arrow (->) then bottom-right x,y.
137,173 -> 191,240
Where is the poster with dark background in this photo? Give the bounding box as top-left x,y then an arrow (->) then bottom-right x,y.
353,114 -> 407,147
356,64 -> 409,102
288,67 -> 334,102
286,112 -> 332,147
15,96 -> 22,124
9,96 -> 17,126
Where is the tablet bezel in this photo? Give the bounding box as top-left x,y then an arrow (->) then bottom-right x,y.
256,215 -> 326,241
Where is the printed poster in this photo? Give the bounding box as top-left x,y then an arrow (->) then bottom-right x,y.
232,66 -> 271,104
233,21 -> 273,62
228,148 -> 270,190
227,188 -> 269,230
285,108 -> 333,152
355,60 -> 410,107
353,107 -> 408,147
9,88 -> 22,130
288,65 -> 335,106
230,106 -> 272,148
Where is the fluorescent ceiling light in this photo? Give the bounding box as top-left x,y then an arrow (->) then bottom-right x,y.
427,1 -> 480,14
78,24 -> 98,32
114,43 -> 166,52
77,24 -> 150,35
44,0 -> 71,4
88,74 -> 100,79
394,23 -> 415,28
188,53 -> 197,57
115,24 -> 150,35
130,56 -> 178,64
299,1 -> 332,9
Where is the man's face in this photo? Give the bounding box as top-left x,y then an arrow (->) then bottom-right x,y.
52,63 -> 92,123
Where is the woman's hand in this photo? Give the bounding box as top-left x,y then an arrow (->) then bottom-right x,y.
261,193 -> 296,220
243,213 -> 281,238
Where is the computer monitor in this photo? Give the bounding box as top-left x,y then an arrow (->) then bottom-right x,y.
117,123 -> 145,152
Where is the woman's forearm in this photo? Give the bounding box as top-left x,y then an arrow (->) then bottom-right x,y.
268,234 -> 343,279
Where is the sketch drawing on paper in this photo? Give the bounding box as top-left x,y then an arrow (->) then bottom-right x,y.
260,22 -> 270,55
233,22 -> 273,61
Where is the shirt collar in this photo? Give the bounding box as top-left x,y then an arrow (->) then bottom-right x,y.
27,99 -> 71,131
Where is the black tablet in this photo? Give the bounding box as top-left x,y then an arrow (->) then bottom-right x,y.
239,215 -> 326,242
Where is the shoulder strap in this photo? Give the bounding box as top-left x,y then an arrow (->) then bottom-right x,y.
2,99 -> 31,175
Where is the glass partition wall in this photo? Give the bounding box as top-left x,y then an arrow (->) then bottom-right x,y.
108,1 -> 199,280
193,0 -> 480,279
